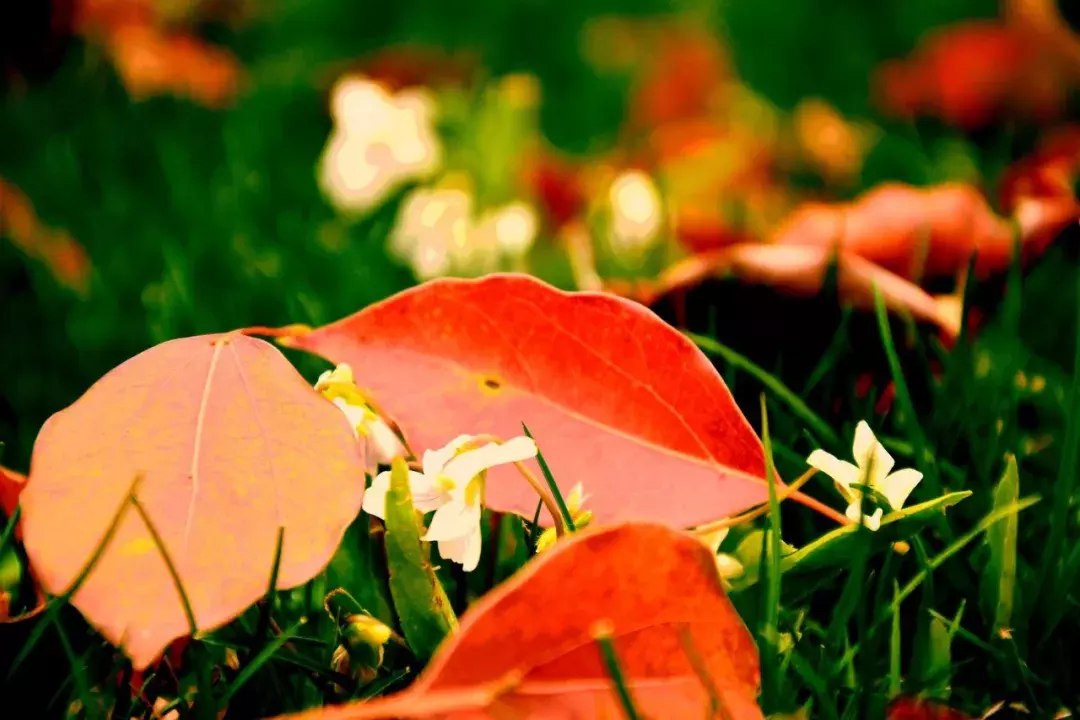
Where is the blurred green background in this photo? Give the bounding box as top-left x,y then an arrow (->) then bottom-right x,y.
0,0 -> 1029,469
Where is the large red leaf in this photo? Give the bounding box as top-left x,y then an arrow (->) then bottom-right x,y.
275,523 -> 763,720
271,273 -> 769,529
770,183 -> 1079,282
19,333 -> 366,669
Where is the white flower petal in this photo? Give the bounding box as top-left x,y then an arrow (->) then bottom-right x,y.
423,498 -> 481,542
367,417 -> 405,466
697,527 -> 730,553
852,421 -> 894,483
716,553 -> 744,579
437,535 -> 468,566
441,437 -> 538,485
422,435 -> 476,477
846,501 -> 883,531
362,471 -> 392,520
462,526 -> 483,572
880,468 -> 923,513
806,449 -> 861,501
332,398 -> 366,437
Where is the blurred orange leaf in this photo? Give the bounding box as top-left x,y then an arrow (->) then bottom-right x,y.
75,0 -> 241,107
269,273 -> 775,529
999,124 -> 1080,211
612,244 -> 961,339
770,183 -> 1079,282
274,522 -> 764,720
0,179 -> 91,294
886,697 -> 973,720
19,332 -> 366,669
0,464 -> 25,523
874,20 -> 1071,129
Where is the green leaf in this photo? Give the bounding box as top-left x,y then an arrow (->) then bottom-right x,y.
982,455 -> 1019,635
326,514 -> 395,627
777,492 -> 972,578
383,458 -> 457,661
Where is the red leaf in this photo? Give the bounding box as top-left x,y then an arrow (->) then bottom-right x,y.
0,464 -> 25,522
999,124 -> 1080,211
770,183 -> 1079,282
0,178 -> 91,295
613,244 -> 961,339
873,21 -> 1069,128
886,697 -> 973,720
274,522 -> 763,720
273,273 -> 770,529
19,332 -> 366,669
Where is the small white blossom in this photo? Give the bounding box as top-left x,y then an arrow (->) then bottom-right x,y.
806,421 -> 923,531
391,188 -> 540,279
318,76 -> 441,215
315,365 -> 405,473
697,527 -> 744,582
608,170 -> 663,256
362,435 -> 538,572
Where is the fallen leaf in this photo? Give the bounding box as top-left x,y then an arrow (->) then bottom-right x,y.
769,183 -> 1079,282
273,522 -> 764,720
104,25 -> 240,107
19,332 -> 366,669
886,696 -> 973,720
612,244 -> 961,339
0,465 -> 25,522
74,0 -> 242,107
998,124 -> 1080,211
0,465 -> 47,624
524,148 -> 587,231
873,20 -> 1071,129
266,273 -> 771,529
0,178 -> 91,294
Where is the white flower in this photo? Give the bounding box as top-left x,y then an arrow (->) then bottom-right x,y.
477,202 -> 539,258
315,365 -> 405,473
534,482 -> 594,553
609,170 -> 662,255
318,76 -> 441,215
391,188 -> 540,279
806,421 -> 923,531
697,527 -> 744,581
362,435 -> 538,572
390,187 -> 471,280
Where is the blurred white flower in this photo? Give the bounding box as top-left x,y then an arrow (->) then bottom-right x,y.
479,202 -> 539,258
608,170 -> 663,256
391,187 -> 540,279
806,421 -> 923,531
318,76 -> 442,215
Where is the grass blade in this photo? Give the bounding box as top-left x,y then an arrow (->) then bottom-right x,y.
872,285 -> 942,500
220,617 -> 307,705
521,423 -> 576,531
1035,263 -> 1080,621
886,495 -> 1040,620
982,455 -> 1019,635
689,333 -> 840,447
7,474 -> 143,681
593,621 -> 642,720
759,395 -> 785,707
130,493 -> 217,720
254,527 -> 286,645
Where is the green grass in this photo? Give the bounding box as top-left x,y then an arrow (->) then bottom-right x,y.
3,0 -> 1080,717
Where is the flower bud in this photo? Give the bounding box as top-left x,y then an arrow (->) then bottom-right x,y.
332,613 -> 392,687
